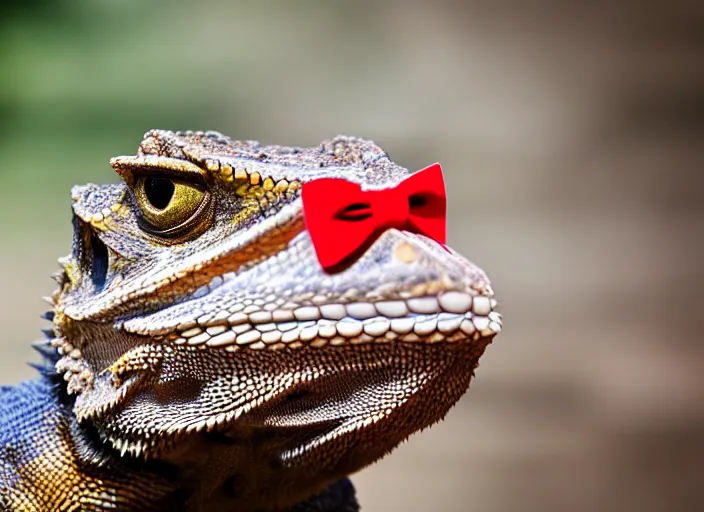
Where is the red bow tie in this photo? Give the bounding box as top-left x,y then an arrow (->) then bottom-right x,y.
302,163 -> 446,272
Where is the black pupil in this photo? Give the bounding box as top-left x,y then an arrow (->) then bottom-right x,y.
144,177 -> 175,210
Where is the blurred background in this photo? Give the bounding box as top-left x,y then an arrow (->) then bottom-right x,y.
1,1 -> 702,511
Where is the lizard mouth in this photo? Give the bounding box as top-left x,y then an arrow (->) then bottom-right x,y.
157,293 -> 500,349
120,228 -> 502,351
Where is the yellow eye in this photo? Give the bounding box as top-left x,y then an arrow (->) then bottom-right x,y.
133,175 -> 212,240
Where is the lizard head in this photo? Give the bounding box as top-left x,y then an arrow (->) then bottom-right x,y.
50,130 -> 501,507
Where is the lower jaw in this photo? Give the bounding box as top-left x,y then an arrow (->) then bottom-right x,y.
227,339 -> 493,507
229,338 -> 494,461
144,340 -> 493,510
90,338 -> 493,459
154,308 -> 502,354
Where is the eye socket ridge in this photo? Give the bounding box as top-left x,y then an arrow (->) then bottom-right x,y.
132,173 -> 213,242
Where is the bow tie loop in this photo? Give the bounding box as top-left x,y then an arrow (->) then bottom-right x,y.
302,163 -> 447,272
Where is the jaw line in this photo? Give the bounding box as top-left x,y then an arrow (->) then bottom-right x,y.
83,339 -> 488,458
119,229 -> 501,346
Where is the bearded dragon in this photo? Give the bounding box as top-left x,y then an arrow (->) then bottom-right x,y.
0,130 -> 501,511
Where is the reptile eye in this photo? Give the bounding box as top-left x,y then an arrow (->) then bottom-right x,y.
133,175 -> 213,241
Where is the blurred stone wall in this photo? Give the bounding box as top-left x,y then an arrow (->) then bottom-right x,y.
0,1 -> 701,511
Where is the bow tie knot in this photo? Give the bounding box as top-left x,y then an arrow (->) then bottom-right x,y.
302,163 -> 447,272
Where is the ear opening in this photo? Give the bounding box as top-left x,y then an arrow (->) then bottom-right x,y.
72,214 -> 109,292
90,233 -> 109,291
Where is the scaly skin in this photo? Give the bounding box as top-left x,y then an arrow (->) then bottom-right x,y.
0,130 -> 501,511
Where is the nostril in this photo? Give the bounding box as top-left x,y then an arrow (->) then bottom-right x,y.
395,241 -> 418,263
